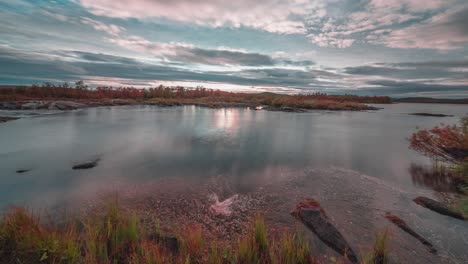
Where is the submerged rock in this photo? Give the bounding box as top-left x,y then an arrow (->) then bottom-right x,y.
291,198 -> 358,263
414,196 -> 466,220
385,212 -> 437,254
0,116 -> 19,123
409,113 -> 453,117
72,158 -> 100,170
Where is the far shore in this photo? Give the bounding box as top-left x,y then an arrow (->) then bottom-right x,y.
0,83 -> 391,113
0,98 -> 380,113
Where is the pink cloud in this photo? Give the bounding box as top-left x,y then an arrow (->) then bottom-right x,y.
307,33 -> 354,48
81,17 -> 125,36
78,0 -> 327,34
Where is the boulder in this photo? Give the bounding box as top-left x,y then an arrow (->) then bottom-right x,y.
385,212 -> 437,254
414,196 -> 466,220
291,198 -> 358,263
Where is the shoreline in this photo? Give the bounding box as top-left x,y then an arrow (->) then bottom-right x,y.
0,99 -> 380,115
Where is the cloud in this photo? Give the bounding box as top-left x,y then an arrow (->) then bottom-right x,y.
1,46 -> 466,98
305,0 -> 457,48
0,46 -> 318,88
369,5 -> 468,50
346,60 -> 468,76
308,33 -> 354,48
108,36 -> 277,66
78,17 -> 315,67
80,17 -> 125,36
364,80 -> 468,95
78,0 -> 328,34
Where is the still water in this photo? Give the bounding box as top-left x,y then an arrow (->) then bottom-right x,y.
1,103 -> 467,262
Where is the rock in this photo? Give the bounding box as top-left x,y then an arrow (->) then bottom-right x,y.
409,113 -> 453,117
16,169 -> 30,174
148,233 -> 179,253
0,116 -> 19,123
413,196 -> 466,220
48,102 -> 57,110
72,158 -> 99,170
21,102 -> 42,110
263,106 -> 308,113
385,212 -> 437,254
55,101 -> 86,110
291,198 -> 358,263
0,102 -> 18,110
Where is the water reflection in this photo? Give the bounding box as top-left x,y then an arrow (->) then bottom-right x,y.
409,163 -> 462,192
0,103 -> 465,208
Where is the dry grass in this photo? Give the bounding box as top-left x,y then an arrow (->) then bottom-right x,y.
0,202 -> 392,264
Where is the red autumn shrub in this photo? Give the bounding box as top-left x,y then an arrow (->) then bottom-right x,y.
410,117 -> 468,164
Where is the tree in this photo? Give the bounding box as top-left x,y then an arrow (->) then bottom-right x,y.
75,80 -> 88,90
410,116 -> 468,164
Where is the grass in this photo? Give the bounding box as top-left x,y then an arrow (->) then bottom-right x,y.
455,197 -> 468,218
0,202 -> 393,264
453,162 -> 468,216
362,229 -> 389,264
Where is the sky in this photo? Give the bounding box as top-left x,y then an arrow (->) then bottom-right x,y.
1,0 -> 468,97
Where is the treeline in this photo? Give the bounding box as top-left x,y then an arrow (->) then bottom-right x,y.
0,81 -> 391,104
0,81 -> 223,100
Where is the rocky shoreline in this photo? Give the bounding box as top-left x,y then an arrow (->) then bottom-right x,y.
0,100 -> 378,114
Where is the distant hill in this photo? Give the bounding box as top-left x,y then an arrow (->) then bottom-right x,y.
393,97 -> 468,104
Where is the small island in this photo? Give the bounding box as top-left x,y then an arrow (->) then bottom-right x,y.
0,82 -> 391,114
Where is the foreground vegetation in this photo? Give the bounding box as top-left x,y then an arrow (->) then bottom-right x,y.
410,116 -> 468,216
0,82 -> 391,111
0,201 -> 390,264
